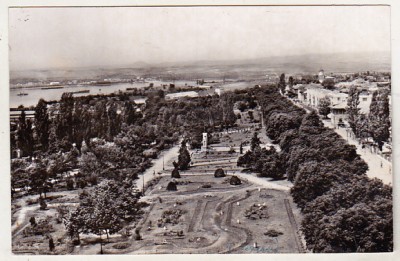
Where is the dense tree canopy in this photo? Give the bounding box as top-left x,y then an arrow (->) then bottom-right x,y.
251,84 -> 391,252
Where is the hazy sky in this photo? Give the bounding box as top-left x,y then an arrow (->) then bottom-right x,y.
9,6 -> 391,70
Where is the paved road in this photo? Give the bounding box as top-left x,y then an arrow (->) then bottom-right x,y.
290,97 -> 392,186
323,121 -> 392,185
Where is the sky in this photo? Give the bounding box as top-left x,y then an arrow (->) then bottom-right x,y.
9,6 -> 391,71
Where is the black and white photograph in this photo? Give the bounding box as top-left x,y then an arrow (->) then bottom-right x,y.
1,1 -> 398,258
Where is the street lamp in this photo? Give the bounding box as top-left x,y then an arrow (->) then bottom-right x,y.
142,173 -> 145,196
163,156 -> 165,170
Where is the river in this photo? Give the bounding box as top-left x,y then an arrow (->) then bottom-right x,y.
10,79 -> 262,108
10,80 -> 197,108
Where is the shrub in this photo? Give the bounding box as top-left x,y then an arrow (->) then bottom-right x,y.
39,198 -> 47,210
112,242 -> 131,249
29,216 -> 36,227
134,228 -> 142,241
166,182 -> 177,191
49,237 -> 55,251
214,168 -> 226,178
66,178 -> 74,190
230,176 -> 241,185
23,218 -> 55,237
264,229 -> 283,237
26,198 -> 38,206
171,169 -> 181,178
245,204 -> 268,220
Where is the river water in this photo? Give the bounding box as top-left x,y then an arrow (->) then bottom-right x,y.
10,80 -> 260,108
10,80 -> 197,108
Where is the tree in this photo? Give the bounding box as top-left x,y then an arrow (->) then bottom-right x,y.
65,205 -> 90,244
318,96 -> 331,119
35,99 -> 50,151
66,178 -> 75,190
29,161 -> 49,198
29,216 -> 36,227
278,73 -> 286,93
177,140 -> 191,170
288,76 -> 294,87
250,132 -> 261,151
16,111 -> 34,157
220,93 -> 237,127
40,198 -> 47,210
355,114 -> 370,143
171,168 -> 181,178
67,180 -> 139,250
78,152 -> 102,178
347,86 -> 360,136
369,90 -> 390,150
49,237 -> 55,251
56,92 -> 75,143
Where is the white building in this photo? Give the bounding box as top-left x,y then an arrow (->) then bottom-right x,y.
165,91 -> 199,100
302,84 -> 373,126
318,70 -> 325,83
215,88 -> 223,96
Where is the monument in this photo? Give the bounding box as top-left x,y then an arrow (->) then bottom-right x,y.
201,133 -> 208,151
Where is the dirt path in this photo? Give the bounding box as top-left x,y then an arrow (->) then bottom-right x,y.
284,199 -> 305,253
187,200 -> 203,233
137,143 -> 181,192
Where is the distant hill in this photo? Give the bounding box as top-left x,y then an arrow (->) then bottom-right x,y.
10,51 -> 390,82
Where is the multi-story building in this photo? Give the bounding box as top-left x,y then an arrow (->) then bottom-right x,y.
301,84 -> 373,127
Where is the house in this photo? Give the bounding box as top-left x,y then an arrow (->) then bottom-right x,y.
330,102 -> 347,127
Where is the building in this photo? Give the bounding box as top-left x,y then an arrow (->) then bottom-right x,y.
330,102 -> 347,127
359,90 -> 372,114
318,70 -> 325,83
301,84 -> 373,126
165,91 -> 199,100
215,88 -> 223,96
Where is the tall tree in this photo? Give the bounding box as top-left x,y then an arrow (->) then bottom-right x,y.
220,93 -> 237,128
346,86 -> 360,136
250,132 -> 261,151
56,92 -> 75,143
35,99 -> 50,151
288,76 -> 294,87
318,96 -> 331,119
177,140 -> 191,170
368,90 -> 390,150
278,73 -> 286,93
16,111 -> 34,156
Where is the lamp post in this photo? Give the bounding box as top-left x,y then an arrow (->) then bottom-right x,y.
100,234 -> 103,254
142,173 -> 145,196
163,156 -> 165,170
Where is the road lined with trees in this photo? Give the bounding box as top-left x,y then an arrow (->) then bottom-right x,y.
238,84 -> 392,252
